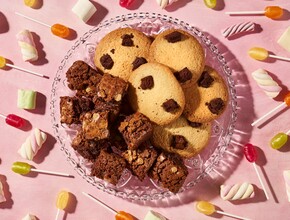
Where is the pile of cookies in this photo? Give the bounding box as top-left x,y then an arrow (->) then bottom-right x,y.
60,27 -> 228,194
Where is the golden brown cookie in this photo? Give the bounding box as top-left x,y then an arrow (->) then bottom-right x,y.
94,27 -> 152,81
183,66 -> 229,123
128,62 -> 185,125
151,116 -> 211,158
149,29 -> 205,87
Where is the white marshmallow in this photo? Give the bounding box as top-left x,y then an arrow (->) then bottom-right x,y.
72,0 -> 97,23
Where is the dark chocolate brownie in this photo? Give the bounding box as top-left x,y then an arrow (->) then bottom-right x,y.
66,60 -> 102,92
71,130 -> 110,161
122,144 -> 158,181
91,148 -> 127,185
118,112 -> 153,150
97,73 -> 128,103
80,110 -> 110,140
149,151 -> 188,194
92,97 -> 120,122
60,96 -> 94,124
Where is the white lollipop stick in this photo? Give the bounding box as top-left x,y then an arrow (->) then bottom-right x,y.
286,129 -> 290,135
268,54 -> 290,62
225,11 -> 265,16
253,163 -> 270,200
4,63 -> 47,78
82,192 -> 117,214
30,168 -> 72,177
251,102 -> 287,126
15,12 -> 51,28
215,210 -> 251,220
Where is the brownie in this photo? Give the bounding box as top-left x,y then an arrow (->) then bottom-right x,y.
60,96 -> 94,124
71,130 -> 110,161
76,74 -> 103,97
149,152 -> 188,194
92,97 -> 120,122
66,60 -> 102,92
91,148 -> 127,185
122,144 -> 158,181
97,73 -> 128,103
80,110 -> 110,140
118,112 -> 153,150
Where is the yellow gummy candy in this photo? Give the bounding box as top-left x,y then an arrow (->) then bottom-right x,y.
56,191 -> 70,210
248,47 -> 269,61
0,56 -> 6,68
24,0 -> 37,7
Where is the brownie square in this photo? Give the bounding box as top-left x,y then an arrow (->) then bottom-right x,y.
92,97 -> 120,122
71,130 -> 110,161
122,144 -> 158,181
118,112 -> 153,150
60,96 -> 94,124
149,152 -> 188,194
80,110 -> 110,140
91,148 -> 126,185
97,73 -> 128,103
66,60 -> 102,92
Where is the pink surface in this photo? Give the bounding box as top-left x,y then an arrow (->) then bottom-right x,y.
0,0 -> 290,219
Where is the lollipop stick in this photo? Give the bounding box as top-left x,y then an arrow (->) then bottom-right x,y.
269,54 -> 290,62
55,208 -> 60,220
0,113 -> 6,119
30,168 -> 72,177
286,129 -> 290,135
5,63 -> 47,78
216,210 -> 251,220
15,12 -> 51,28
225,11 -> 264,15
82,192 -> 117,214
251,102 -> 287,126
253,163 -> 269,200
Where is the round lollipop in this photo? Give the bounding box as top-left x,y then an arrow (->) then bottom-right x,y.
270,129 -> 290,150
55,191 -> 70,220
225,6 -> 284,19
0,113 -> 25,128
248,47 -> 290,62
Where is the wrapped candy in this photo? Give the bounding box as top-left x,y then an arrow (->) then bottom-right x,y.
16,29 -> 38,62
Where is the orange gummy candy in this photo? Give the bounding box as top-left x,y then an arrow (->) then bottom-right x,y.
115,211 -> 134,220
264,6 -> 283,19
51,24 -> 70,38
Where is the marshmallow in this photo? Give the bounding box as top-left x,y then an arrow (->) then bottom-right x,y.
18,128 -> 47,160
0,180 -> 6,203
17,89 -> 37,109
22,214 -> 37,220
283,170 -> 290,202
278,27 -> 290,52
72,0 -> 97,23
16,29 -> 38,62
220,182 -> 255,200
156,0 -> 178,9
144,210 -> 167,220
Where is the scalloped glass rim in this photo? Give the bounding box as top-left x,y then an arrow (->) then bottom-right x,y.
50,12 -> 238,201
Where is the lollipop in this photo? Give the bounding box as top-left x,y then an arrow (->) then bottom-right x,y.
55,191 -> 70,220
119,0 -> 135,8
251,92 -> 290,126
24,0 -> 38,8
0,56 -> 47,78
82,192 -> 134,220
244,143 -> 270,200
270,129 -> 290,150
12,161 -> 72,177
0,113 -> 25,128
204,0 -> 217,9
248,47 -> 290,62
225,6 -> 284,19
15,12 -> 70,38
195,201 -> 250,220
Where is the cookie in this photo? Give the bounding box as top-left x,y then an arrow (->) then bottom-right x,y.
151,116 -> 211,158
183,66 -> 229,123
149,29 -> 205,87
94,28 -> 152,81
128,62 -> 185,125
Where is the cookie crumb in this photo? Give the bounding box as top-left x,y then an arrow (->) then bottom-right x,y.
164,31 -> 182,43
171,135 -> 187,150
121,33 -> 134,46
206,98 -> 225,114
140,75 -> 154,90
100,54 -> 114,69
174,67 -> 192,83
132,57 -> 147,70
162,99 -> 180,112
198,71 -> 214,88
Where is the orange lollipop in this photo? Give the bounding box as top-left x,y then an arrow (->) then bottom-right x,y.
225,6 -> 283,19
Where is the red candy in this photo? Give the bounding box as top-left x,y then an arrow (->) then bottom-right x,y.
5,114 -> 25,128
119,0 -> 134,7
244,143 -> 257,163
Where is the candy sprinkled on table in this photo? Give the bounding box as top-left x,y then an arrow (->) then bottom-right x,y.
248,47 -> 290,62
222,21 -> 255,39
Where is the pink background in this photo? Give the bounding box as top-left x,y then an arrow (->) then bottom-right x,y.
1,0 -> 290,219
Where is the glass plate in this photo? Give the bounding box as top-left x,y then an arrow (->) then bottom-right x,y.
50,12 -> 237,201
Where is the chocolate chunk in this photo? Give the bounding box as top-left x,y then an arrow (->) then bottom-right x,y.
140,75 -> 154,90
198,71 -> 214,88
110,49 -> 115,54
162,99 -> 180,112
174,67 -> 192,83
188,121 -> 202,128
100,54 -> 114,69
121,34 -> 134,46
171,135 -> 187,150
132,57 -> 147,70
206,98 -> 225,114
164,31 -> 182,43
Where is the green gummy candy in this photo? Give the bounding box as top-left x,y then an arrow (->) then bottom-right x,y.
12,161 -> 31,175
17,89 -> 36,109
